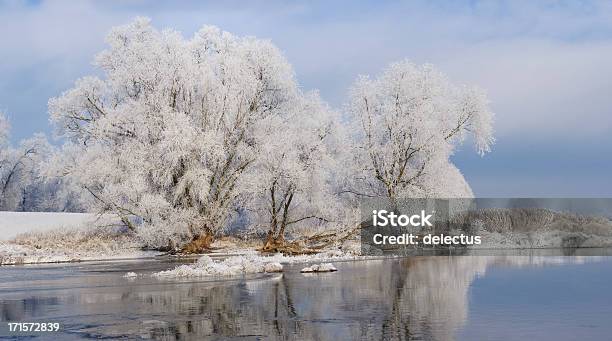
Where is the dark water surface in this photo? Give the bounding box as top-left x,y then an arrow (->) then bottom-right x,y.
1,255 -> 611,340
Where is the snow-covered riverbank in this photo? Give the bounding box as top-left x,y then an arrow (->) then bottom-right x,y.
3,210 -> 612,267
0,241 -> 161,265
0,224 -> 160,265
0,212 -> 141,265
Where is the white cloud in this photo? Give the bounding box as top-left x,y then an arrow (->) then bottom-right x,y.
437,40 -> 612,138
1,0 -> 612,141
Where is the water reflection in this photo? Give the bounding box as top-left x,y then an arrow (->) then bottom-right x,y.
0,256 -> 607,340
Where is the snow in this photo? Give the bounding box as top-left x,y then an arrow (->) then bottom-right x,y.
154,250 -> 362,278
154,255 -> 274,277
0,212 -> 118,241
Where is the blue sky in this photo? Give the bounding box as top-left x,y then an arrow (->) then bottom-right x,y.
1,0 -> 611,196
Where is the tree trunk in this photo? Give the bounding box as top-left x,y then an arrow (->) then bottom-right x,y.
262,231 -> 285,252
181,233 -> 215,254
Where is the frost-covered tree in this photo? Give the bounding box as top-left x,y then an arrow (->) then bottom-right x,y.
346,61 -> 494,200
2,135 -> 49,210
0,111 -> 46,210
243,93 -> 350,250
35,144 -> 92,212
0,111 -> 85,212
49,18 -> 337,250
0,112 -> 8,146
46,20 -> 496,251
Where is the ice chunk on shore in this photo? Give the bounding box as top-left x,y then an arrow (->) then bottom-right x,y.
300,266 -> 314,273
263,262 -> 283,273
154,250 -> 358,278
154,254 -> 286,278
301,263 -> 338,273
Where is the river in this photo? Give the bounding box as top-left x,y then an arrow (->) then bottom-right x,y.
1,255 -> 611,340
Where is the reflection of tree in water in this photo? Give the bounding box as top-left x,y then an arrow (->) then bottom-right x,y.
0,297 -> 60,321
380,257 -> 490,341
119,258 -> 492,340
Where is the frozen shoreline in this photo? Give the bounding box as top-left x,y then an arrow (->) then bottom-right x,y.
2,240 -> 611,270
0,241 -> 164,265
2,211 -> 612,267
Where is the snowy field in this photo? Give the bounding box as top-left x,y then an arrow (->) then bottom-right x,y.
0,212 -> 116,240
0,212 -> 157,265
